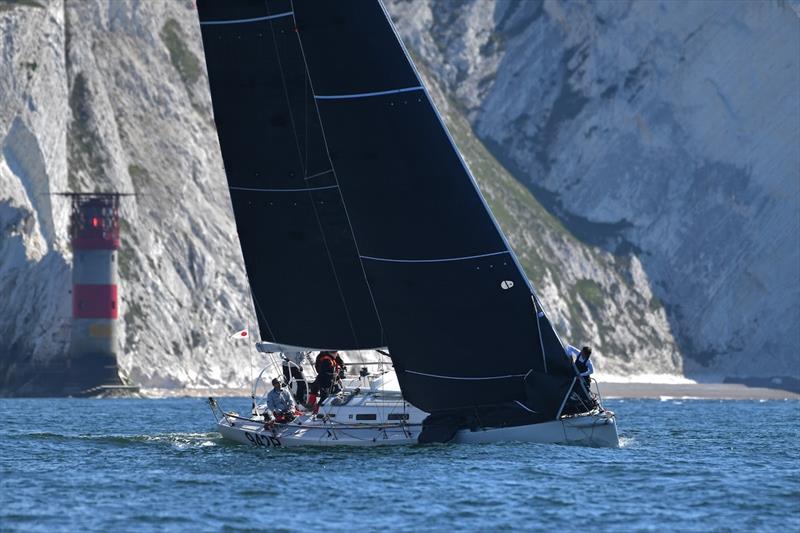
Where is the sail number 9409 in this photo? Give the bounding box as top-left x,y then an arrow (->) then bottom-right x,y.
245,431 -> 281,447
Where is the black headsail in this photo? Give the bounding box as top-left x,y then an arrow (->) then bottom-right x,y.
196,0 -> 577,416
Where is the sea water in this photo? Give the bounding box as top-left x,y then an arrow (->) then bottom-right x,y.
1,397 -> 798,532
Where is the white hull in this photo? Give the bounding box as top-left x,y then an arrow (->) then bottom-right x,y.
218,418 -> 420,447
215,410 -> 618,449
209,367 -> 619,449
452,412 -> 619,448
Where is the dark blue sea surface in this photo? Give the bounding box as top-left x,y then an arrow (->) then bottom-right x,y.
1,397 -> 798,532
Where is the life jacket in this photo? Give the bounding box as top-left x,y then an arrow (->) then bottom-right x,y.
575,356 -> 593,397
575,355 -> 589,375
315,352 -> 339,377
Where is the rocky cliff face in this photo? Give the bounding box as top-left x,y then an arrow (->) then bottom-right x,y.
386,0 -> 800,379
2,0 -> 792,392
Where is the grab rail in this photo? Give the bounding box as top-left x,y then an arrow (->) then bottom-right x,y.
591,377 -> 605,406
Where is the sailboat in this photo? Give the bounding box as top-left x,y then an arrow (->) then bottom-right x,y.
196,0 -> 619,448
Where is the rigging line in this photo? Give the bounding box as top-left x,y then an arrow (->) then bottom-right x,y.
289,1 -> 387,344
514,401 -> 539,414
534,290 -> 568,356
229,185 -> 338,192
244,320 -> 254,397
267,2 -> 361,346
200,11 -> 293,25
304,169 -> 334,180
314,86 -> 423,100
360,250 -> 509,264
376,1 -> 537,300
555,377 -> 577,420
404,369 -> 527,381
307,192 -> 362,347
265,6 -> 306,177
534,289 -> 581,385
304,60 -> 310,178
249,282 -> 276,341
532,295 -> 548,374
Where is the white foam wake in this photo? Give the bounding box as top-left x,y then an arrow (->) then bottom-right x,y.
596,373 -> 697,385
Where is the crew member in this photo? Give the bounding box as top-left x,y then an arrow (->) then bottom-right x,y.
308,351 -> 343,411
566,344 -> 594,391
266,378 -> 296,422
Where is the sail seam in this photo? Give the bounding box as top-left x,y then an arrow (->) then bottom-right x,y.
268,3 -> 363,347
405,370 -> 527,381
360,250 -> 509,264
267,11 -> 309,178
289,1 -> 387,345
200,12 -> 293,25
229,185 -> 338,193
378,0 -> 517,267
314,86 -> 423,100
249,283 -> 277,343
378,0 -> 570,375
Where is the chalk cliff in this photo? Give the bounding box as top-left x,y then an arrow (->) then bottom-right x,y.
386,0 -> 799,379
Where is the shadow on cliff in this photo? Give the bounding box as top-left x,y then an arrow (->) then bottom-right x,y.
0,201 -> 71,396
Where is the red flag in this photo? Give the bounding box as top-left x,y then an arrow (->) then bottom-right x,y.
230,329 -> 249,340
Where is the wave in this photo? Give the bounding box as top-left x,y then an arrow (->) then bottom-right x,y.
598,373 -> 697,384
23,431 -> 222,449
618,436 -> 636,448
139,387 -> 250,398
658,396 -> 705,402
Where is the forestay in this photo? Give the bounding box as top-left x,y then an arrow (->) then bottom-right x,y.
196,0 -> 575,415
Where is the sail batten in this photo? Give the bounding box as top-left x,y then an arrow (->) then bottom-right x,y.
229,185 -> 339,193
405,370 -> 529,381
199,12 -> 293,26
314,87 -> 424,100
360,251 -> 509,264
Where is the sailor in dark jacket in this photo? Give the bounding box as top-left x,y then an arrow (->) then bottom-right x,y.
308,351 -> 345,411
566,345 -> 594,391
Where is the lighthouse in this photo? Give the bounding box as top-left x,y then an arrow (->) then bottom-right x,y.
65,193 -> 127,394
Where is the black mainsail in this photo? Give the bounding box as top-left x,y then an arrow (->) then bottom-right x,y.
197,0 -> 579,417
198,0 -> 383,350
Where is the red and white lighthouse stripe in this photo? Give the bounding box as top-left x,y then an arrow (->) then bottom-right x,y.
73,284 -> 118,319
69,197 -> 121,361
